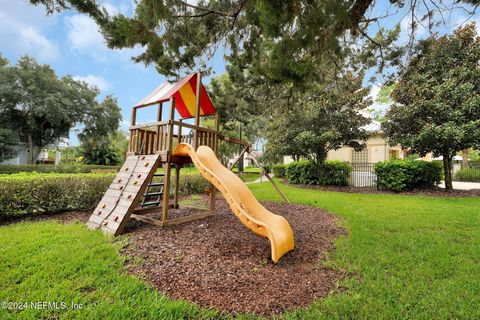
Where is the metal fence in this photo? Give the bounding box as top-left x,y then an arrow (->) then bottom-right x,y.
348,162 -> 377,188
454,164 -> 480,182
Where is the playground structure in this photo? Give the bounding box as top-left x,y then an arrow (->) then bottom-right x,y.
86,73 -> 294,262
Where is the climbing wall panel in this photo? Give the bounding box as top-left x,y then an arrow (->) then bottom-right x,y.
86,154 -> 162,236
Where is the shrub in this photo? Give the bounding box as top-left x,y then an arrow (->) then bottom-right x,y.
454,168 -> 480,182
285,160 -> 352,186
0,164 -> 121,174
322,161 -> 352,186
173,174 -> 210,195
0,173 -> 115,217
272,164 -> 286,178
374,160 -> 442,192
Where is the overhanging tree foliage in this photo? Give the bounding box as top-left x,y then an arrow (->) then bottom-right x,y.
0,55 -> 122,164
28,0 -> 479,83
382,24 -> 480,190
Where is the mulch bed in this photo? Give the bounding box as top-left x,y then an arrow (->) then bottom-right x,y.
0,210 -> 92,226
1,200 -> 346,317
289,183 -> 480,197
121,200 -> 345,316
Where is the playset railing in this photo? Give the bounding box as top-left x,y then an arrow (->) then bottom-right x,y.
128,120 -> 219,155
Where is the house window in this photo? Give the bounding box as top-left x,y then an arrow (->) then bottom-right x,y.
352,148 -> 368,164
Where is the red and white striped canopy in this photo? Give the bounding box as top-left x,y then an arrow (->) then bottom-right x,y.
135,73 -> 216,119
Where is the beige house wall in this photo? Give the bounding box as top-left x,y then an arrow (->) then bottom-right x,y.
283,134 -> 404,164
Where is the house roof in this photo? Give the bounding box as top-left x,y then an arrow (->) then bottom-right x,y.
135,73 -> 216,119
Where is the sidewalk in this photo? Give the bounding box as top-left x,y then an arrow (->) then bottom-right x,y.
246,173 -> 274,184
439,181 -> 480,190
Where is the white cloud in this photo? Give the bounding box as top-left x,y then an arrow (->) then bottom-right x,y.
73,74 -> 111,91
120,119 -> 131,131
19,27 -> 59,61
64,13 -> 148,71
0,6 -> 59,62
64,15 -> 107,60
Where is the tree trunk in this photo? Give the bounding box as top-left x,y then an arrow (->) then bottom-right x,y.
27,133 -> 34,164
462,149 -> 469,168
442,154 -> 453,191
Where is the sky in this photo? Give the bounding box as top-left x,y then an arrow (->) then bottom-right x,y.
1,0 -> 477,146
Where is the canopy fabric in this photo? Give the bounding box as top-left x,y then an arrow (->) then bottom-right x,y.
135,73 -> 216,118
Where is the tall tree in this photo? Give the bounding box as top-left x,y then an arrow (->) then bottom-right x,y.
267,66 -> 371,175
382,24 -> 480,190
0,56 -> 122,164
0,128 -> 18,161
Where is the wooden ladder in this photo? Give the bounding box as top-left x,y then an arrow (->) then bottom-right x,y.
86,154 -> 162,236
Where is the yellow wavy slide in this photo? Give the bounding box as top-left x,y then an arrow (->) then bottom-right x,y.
174,143 -> 294,263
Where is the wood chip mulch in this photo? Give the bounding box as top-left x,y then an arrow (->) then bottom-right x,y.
1,200 -> 346,317
121,200 -> 346,317
291,183 -> 480,197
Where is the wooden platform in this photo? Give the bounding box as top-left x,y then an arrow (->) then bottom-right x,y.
86,154 -> 162,236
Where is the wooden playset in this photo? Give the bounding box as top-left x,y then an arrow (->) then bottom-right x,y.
87,73 -> 293,262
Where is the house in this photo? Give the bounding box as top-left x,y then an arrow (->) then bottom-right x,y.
283,114 -> 404,165
1,135 -> 69,165
228,149 -> 263,168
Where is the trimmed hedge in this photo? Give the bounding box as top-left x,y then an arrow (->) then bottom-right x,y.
374,160 -> 442,192
0,173 -> 115,217
0,164 -> 121,174
0,172 -> 215,218
272,164 -> 286,178
285,160 -> 352,186
454,167 -> 480,182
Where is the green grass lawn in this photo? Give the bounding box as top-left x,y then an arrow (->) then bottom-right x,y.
1,182 -> 479,319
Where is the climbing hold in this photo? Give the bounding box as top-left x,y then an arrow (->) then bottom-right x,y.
127,194 -> 132,199
119,185 -> 124,190
141,156 -> 145,160
97,210 -> 102,215
133,181 -> 138,185
113,216 -> 119,222
102,220 -> 108,226
124,167 -> 129,171
117,178 -> 122,183
137,174 -> 142,178
144,162 -> 150,167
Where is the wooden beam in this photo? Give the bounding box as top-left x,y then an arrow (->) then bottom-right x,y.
248,152 -> 290,204
130,121 -> 169,130
177,204 -> 210,211
161,162 -> 172,223
174,165 -> 180,209
228,147 -> 248,170
131,214 -> 164,226
165,210 -> 216,226
193,72 -> 201,150
132,204 -> 175,215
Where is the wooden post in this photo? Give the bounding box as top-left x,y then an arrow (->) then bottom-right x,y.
193,72 -> 201,150
214,113 -> 220,154
168,97 -> 175,154
161,162 -> 172,223
174,164 -> 180,209
128,107 -> 138,154
161,97 -> 176,224
156,102 -> 163,152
